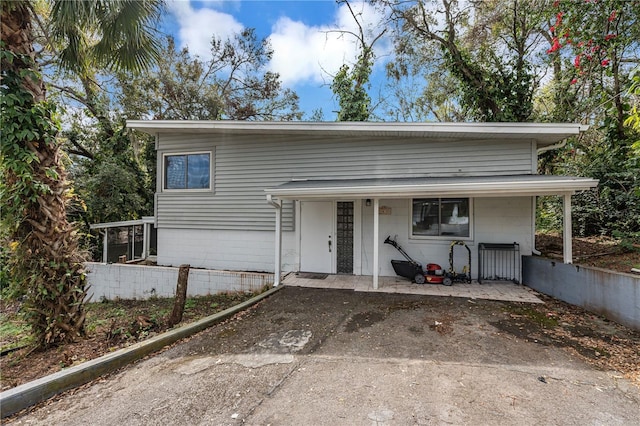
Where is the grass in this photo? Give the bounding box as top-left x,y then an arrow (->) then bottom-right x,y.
504,305 -> 560,329
1,290 -> 265,355
0,312 -> 33,352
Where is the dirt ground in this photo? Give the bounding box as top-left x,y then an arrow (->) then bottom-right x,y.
536,233 -> 640,273
6,287 -> 640,425
0,292 -> 259,391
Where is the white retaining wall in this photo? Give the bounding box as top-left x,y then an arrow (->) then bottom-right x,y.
523,256 -> 640,331
85,262 -> 273,301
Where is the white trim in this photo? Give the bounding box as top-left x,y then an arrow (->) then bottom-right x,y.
266,178 -> 598,199
373,198 -> 380,290
161,151 -> 213,192
266,195 -> 282,285
89,217 -> 155,230
563,193 -> 573,264
127,120 -> 588,147
408,198 -> 474,242
296,201 -> 302,272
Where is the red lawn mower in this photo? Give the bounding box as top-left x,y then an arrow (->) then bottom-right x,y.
384,236 -> 449,285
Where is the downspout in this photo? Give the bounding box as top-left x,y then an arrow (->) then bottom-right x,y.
266,194 -> 282,286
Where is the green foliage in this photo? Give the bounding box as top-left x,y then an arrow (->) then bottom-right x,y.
1,47 -> 88,348
535,2 -> 640,239
536,196 -> 563,233
50,0 -> 164,75
332,49 -> 374,121
389,0 -> 542,122
117,32 -> 302,121
542,130 -> 640,237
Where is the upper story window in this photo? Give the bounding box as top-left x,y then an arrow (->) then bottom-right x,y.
164,152 -> 211,190
412,198 -> 470,238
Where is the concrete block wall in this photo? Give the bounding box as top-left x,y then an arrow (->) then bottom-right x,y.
85,262 -> 273,301
523,256 -> 640,331
156,229 -> 296,272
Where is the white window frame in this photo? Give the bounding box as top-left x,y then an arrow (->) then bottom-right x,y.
409,198 -> 474,241
162,151 -> 213,192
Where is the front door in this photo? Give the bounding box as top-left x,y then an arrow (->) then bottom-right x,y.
300,201 -> 333,273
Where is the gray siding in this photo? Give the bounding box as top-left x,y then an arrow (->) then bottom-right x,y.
156,133 -> 534,230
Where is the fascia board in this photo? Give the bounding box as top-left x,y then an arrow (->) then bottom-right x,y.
126,120 -> 586,139
265,178 -> 599,199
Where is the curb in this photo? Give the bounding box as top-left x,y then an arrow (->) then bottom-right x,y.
0,285 -> 282,418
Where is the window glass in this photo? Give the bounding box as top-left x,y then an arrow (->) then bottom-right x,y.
164,153 -> 210,190
165,155 -> 186,189
187,153 -> 210,189
412,198 -> 470,237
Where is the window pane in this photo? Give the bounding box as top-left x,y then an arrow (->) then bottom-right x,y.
187,153 -> 210,189
412,199 -> 439,236
165,155 -> 186,189
440,198 -> 469,237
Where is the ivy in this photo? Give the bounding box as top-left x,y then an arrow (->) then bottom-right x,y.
1,46 -> 88,349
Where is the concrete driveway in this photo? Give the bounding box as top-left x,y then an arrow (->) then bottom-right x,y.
8,287 -> 640,425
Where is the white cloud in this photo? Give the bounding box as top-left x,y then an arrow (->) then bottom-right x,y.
167,0 -> 243,59
167,1 -> 391,87
267,1 -> 391,87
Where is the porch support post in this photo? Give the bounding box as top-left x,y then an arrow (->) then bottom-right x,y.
102,230 -> 108,263
275,202 -> 283,286
563,193 -> 573,264
266,195 -> 283,286
142,222 -> 149,259
373,198 -> 379,289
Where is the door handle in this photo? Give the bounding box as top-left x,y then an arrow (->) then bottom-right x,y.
328,238 -> 332,252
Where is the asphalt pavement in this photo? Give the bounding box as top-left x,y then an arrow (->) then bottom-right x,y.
7,287 -> 640,425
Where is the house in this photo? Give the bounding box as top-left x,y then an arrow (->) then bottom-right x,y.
125,121 -> 598,288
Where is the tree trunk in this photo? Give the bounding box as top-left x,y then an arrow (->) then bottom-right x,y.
168,264 -> 190,327
1,0 -> 88,349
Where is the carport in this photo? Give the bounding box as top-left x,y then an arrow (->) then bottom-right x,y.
266,175 -> 598,288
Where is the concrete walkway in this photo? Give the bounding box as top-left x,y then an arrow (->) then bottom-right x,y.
284,273 -> 543,303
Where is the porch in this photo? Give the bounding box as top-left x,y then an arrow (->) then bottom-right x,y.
283,273 -> 543,303
266,175 -> 599,289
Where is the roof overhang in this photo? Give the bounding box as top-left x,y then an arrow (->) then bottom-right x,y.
265,175 -> 599,200
126,120 -> 589,147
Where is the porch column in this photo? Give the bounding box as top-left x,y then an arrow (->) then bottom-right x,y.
142,222 -> 149,259
102,230 -> 108,263
563,193 -> 573,264
274,200 -> 283,286
373,198 -> 379,289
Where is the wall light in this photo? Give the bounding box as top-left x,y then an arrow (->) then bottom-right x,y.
365,199 -> 372,207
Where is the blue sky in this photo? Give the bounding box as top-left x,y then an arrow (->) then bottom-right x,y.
159,0 -> 393,120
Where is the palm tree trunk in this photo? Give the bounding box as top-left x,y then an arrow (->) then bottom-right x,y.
2,0 -> 87,348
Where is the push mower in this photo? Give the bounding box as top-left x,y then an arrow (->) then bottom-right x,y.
384,236 -> 448,285
442,240 -> 472,286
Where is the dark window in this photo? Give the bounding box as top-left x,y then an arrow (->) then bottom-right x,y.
412,198 -> 470,237
164,153 -> 210,190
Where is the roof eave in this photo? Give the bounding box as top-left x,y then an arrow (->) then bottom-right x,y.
265,179 -> 599,200
126,120 -> 587,146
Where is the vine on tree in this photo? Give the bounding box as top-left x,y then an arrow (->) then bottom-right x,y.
1,48 -> 88,348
